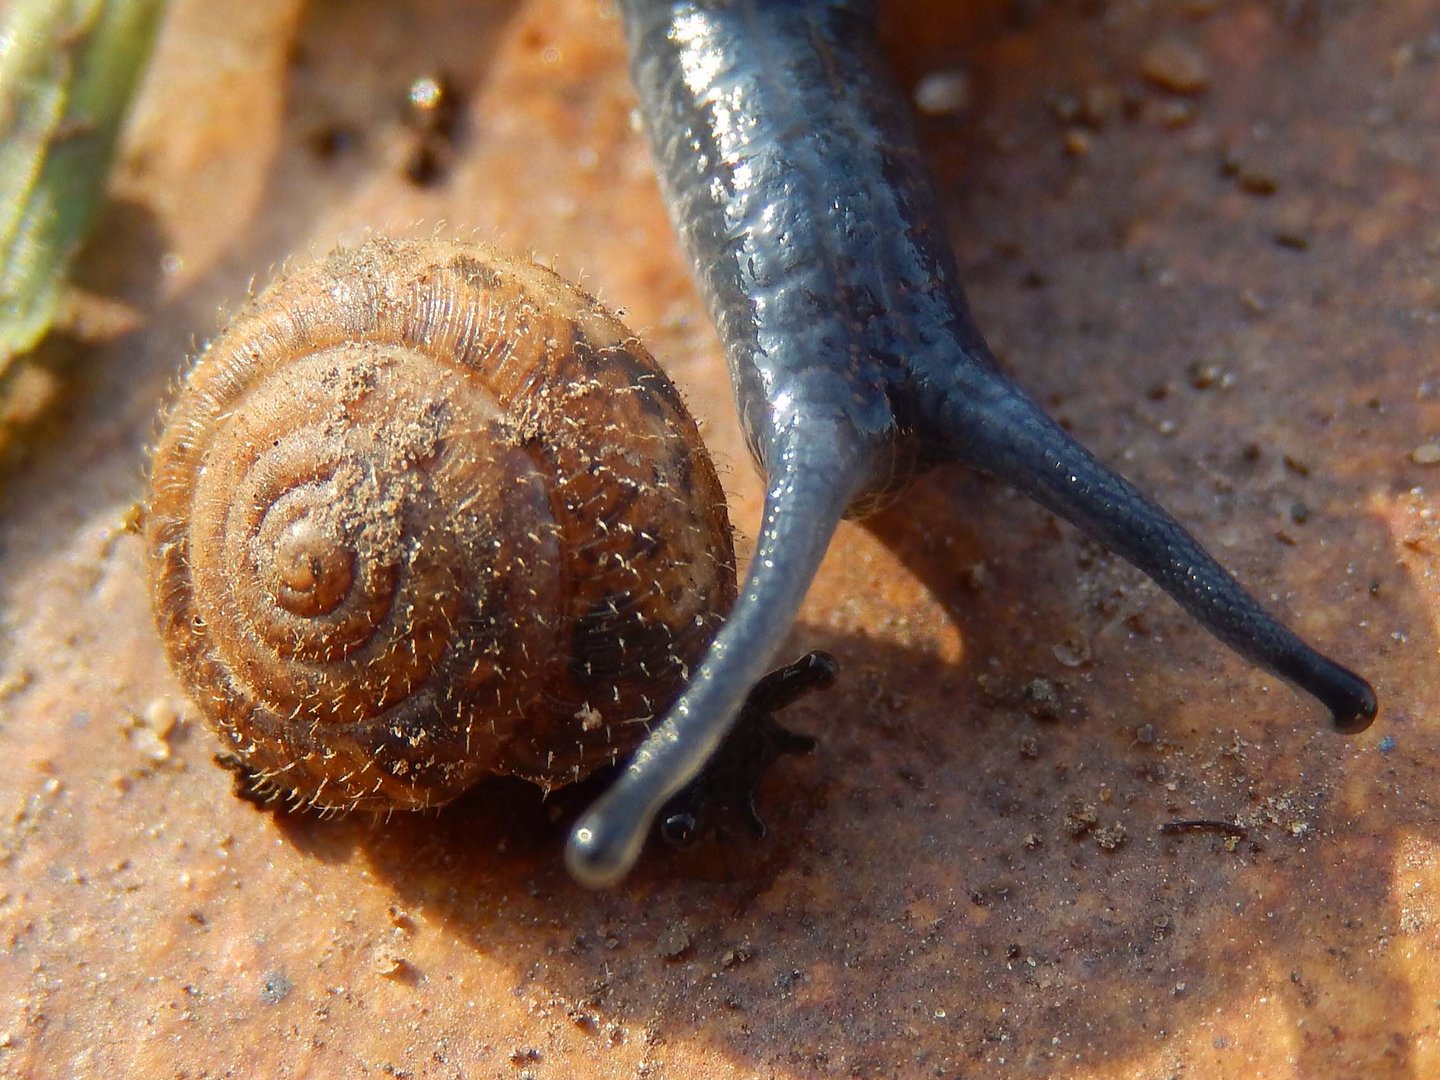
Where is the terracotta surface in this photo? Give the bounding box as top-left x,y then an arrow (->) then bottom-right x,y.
2,0 -> 1438,1076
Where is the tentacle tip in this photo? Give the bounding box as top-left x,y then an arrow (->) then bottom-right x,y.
565,815 -> 642,889
806,649 -> 840,688
659,810 -> 701,849
1326,674 -> 1378,735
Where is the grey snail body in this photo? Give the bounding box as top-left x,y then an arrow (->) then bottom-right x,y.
566,0 -> 1377,886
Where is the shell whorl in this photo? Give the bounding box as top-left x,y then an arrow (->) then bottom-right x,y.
146,238 -> 736,811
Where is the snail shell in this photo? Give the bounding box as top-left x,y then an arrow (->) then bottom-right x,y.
146,237 -> 736,812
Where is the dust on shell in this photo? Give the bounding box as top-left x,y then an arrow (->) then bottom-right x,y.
145,237 -> 737,813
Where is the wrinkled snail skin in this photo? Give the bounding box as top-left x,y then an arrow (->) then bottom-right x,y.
146,238 -> 736,813
566,0 -> 1378,886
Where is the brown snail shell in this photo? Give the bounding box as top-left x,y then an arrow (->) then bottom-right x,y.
146,237 -> 736,812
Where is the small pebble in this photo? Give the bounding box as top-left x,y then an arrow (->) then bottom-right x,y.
1411,442 -> 1440,465
721,943 -> 752,968
656,924 -> 692,960
1274,224 -> 1310,250
1063,129 -> 1092,157
1095,823 -> 1128,851
1157,101 -> 1197,129
1239,169 -> 1279,196
1141,38 -> 1210,95
259,971 -> 292,1006
1240,289 -> 1269,315
1187,362 -> 1228,390
1066,804 -> 1099,836
141,698 -> 182,738
914,69 -> 971,116
371,950 -> 410,978
1022,677 -> 1062,722
1052,635 -> 1090,667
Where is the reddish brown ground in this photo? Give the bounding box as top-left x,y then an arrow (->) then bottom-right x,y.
2,0 -> 1438,1077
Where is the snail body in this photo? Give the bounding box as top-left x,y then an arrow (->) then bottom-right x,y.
567,0 -> 1378,885
146,238 -> 735,811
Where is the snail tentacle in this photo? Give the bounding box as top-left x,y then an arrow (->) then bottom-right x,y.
568,426 -> 866,886
918,360 -> 1378,732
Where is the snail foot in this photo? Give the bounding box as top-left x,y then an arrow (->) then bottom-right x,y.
658,650 -> 836,848
215,752 -> 280,809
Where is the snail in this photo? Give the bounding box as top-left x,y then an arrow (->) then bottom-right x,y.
148,3 -> 1379,885
564,0 -> 1379,885
146,236 -> 758,812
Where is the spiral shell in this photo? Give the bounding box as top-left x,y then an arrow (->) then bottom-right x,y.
146,237 -> 736,811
